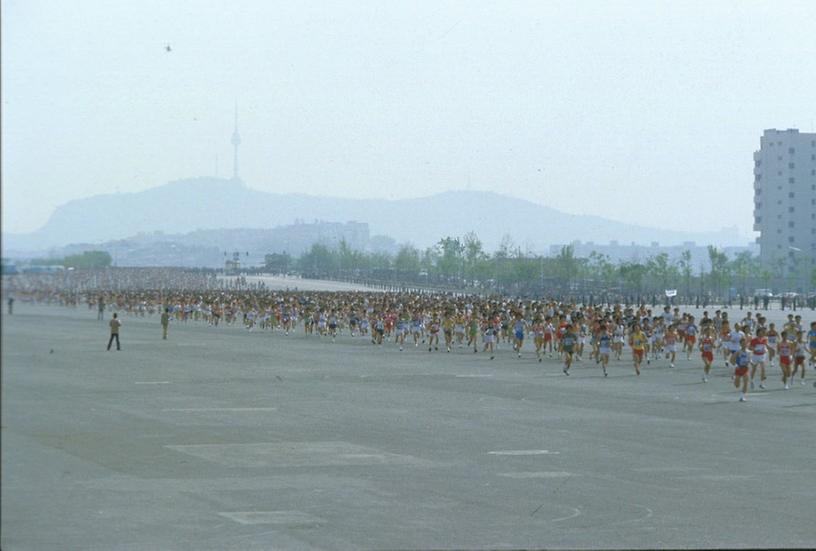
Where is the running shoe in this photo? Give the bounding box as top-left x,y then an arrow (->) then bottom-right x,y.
563,367 -> 569,375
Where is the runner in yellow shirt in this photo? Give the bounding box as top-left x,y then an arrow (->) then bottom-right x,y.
629,324 -> 647,376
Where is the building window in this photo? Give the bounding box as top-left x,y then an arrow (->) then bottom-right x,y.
789,206 -> 795,213
789,192 -> 795,198
788,163 -> 795,169
789,221 -> 795,227
788,236 -> 795,243
789,147 -> 795,154
755,216 -> 762,223
789,178 -> 795,183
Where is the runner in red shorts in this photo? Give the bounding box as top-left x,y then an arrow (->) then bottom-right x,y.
699,326 -> 715,382
733,338 -> 750,402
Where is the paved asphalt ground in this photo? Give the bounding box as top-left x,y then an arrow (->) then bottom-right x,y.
2,303 -> 815,550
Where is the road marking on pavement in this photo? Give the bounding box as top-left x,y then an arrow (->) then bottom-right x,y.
488,450 -> 559,456
551,506 -> 583,523
166,441 -> 432,468
161,407 -> 277,412
499,471 -> 572,479
218,511 -> 323,525
679,474 -> 754,481
134,381 -> 171,385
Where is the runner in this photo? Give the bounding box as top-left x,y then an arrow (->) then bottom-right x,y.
734,338 -> 751,402
792,331 -> 807,385
699,326 -> 715,382
664,323 -> 678,368
778,331 -> 793,389
749,327 -> 768,390
629,323 -> 647,376
512,314 -> 526,359
766,322 -> 779,367
684,315 -> 697,360
428,315 -> 440,352
562,324 -> 578,375
484,318 -> 497,360
597,324 -> 611,377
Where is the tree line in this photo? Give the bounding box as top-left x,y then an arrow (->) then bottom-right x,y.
29,250 -> 113,270
265,233 -> 814,299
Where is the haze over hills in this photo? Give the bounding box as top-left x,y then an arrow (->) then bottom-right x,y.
4,177 -> 747,255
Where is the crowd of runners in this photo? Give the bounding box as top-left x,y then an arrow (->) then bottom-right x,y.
4,269 -> 816,402
4,269 -> 816,406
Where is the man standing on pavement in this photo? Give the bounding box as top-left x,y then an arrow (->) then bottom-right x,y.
107,313 -> 121,351
161,307 -> 170,340
97,295 -> 105,320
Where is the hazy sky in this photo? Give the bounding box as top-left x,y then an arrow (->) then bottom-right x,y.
3,0 -> 815,237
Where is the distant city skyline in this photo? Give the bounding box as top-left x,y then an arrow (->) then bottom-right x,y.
3,1 -> 816,237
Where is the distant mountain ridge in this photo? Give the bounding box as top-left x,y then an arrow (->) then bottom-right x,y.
3,177 -> 745,254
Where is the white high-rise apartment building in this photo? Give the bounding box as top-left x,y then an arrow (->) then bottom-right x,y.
753,128 -> 816,284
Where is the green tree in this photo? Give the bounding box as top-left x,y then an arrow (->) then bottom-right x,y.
553,245 -> 579,289
677,249 -> 693,299
435,236 -> 464,279
729,251 -> 754,298
463,231 -> 487,282
707,246 -> 729,299
618,261 -> 647,295
62,250 -> 112,269
394,245 -> 420,278
264,252 -> 291,273
298,244 -> 335,277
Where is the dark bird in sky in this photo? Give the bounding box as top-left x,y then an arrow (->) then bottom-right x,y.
165,44 -> 172,52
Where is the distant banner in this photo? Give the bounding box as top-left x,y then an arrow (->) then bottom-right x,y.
665,289 -> 677,297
